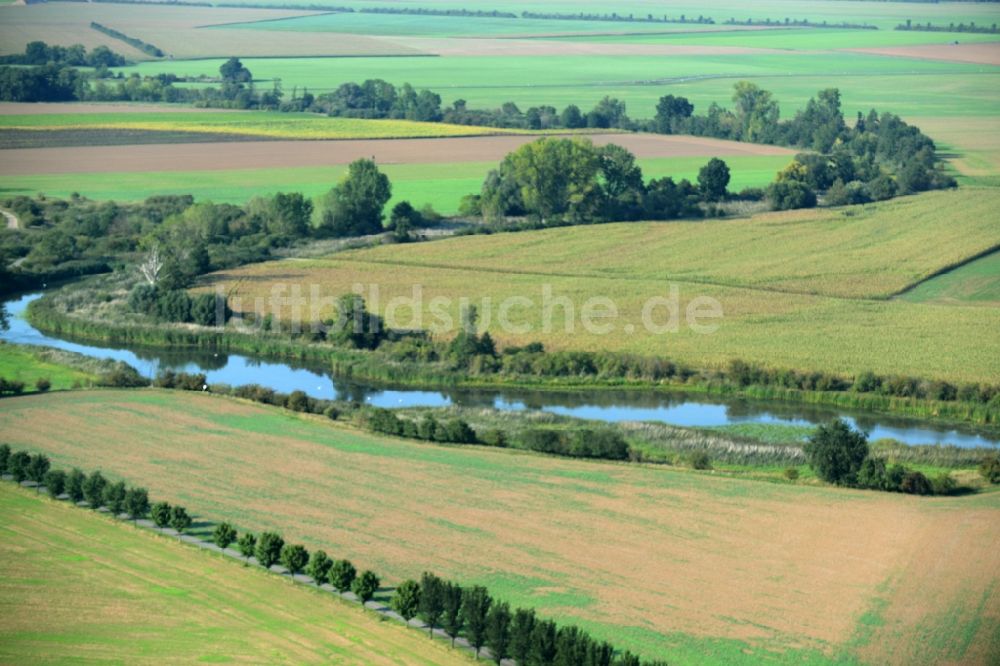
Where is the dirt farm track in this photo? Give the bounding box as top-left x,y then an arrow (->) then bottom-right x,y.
0,133 -> 796,175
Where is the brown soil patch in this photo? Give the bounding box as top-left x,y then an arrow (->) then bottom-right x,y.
2,390 -> 997,662
2,133 -> 795,176
848,42 -> 1000,66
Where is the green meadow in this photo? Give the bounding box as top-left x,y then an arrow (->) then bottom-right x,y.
121,53 -> 1000,119
0,154 -> 791,211
901,251 -> 1000,306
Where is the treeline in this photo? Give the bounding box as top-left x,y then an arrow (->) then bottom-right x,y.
0,446 -> 665,665
0,57 -> 956,214
895,19 -> 998,33
0,41 -> 127,67
89,22 -> 165,58
521,11 -> 715,25
722,17 -> 877,29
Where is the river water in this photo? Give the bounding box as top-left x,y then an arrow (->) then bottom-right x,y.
3,293 -> 997,448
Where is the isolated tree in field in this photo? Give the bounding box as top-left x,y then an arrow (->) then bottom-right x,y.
418,571 -> 445,636
82,470 -> 107,508
391,579 -> 421,622
0,444 -> 10,474
440,580 -> 464,647
103,481 -> 127,515
66,468 -> 85,503
306,549 -> 332,585
461,585 -> 492,658
698,157 -> 731,201
319,158 -> 392,237
352,570 -> 380,605
280,544 -> 310,575
255,532 -> 284,569
237,532 -> 257,563
43,469 -> 66,497
27,453 -> 50,490
151,501 -> 172,528
169,505 -> 192,533
219,57 -> 252,84
213,522 -> 237,550
529,619 -> 558,665
510,607 -> 536,663
330,559 -> 357,594
485,600 -> 512,665
124,487 -> 149,522
805,419 -> 869,485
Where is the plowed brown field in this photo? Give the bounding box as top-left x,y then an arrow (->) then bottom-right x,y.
5,133 -> 795,175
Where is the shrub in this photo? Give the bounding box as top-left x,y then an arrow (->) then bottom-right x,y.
35,377 -> 51,392
899,470 -> 933,495
979,453 -> 1000,484
323,405 -> 341,421
479,428 -> 508,448
931,473 -> 956,496
856,456 -> 887,490
690,451 -> 713,470
784,467 -> 799,481
156,289 -> 192,322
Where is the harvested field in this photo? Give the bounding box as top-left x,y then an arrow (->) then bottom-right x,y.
0,484 -> 468,665
1,389 -> 997,664
849,42 -> 1000,66
0,4 -> 418,59
1,133 -> 795,175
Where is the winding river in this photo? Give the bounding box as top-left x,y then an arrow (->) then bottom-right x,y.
3,293 -> 997,448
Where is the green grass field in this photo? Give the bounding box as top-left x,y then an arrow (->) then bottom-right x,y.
215,190 -> 1000,384
0,483 -> 469,665
0,154 -> 790,212
0,344 -> 94,392
901,250 -> 1000,306
122,53 -> 999,119
2,389 -> 998,665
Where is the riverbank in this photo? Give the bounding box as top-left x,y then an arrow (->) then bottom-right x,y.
24,287 -> 1000,433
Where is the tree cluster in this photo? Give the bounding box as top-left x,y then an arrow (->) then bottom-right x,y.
474,138 -> 722,225
804,420 -> 957,495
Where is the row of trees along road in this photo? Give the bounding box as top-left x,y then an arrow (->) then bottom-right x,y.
0,444 -> 668,664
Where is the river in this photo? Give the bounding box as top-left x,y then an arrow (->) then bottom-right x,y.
2,293 -> 997,448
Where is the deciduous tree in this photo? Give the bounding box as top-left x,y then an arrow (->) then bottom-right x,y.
352,570 -> 380,605
461,585 -> 492,657
391,579 -> 421,622
255,532 -> 284,568
330,559 -> 357,593
280,544 -> 309,575
213,522 -> 237,550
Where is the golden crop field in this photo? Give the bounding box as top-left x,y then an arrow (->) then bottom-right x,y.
1,390 -> 997,665
210,190 -> 1000,384
344,188 -> 1000,299
0,483 -> 468,665
1,111 -> 520,141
